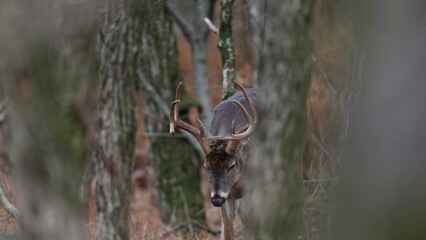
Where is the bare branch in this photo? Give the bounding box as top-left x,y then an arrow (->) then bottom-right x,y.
203,17 -> 219,34
204,0 -> 217,40
137,70 -> 205,158
165,1 -> 195,44
0,180 -> 19,221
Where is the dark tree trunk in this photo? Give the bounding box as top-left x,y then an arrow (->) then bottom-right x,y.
138,1 -> 204,226
93,1 -> 138,239
244,0 -> 313,239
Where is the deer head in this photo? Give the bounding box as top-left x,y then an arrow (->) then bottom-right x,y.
170,81 -> 256,208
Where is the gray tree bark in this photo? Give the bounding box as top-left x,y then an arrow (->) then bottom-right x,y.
138,1 -> 205,227
166,0 -> 215,125
243,0 -> 313,239
94,1 -> 138,239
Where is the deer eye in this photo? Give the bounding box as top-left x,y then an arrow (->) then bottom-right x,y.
228,163 -> 236,170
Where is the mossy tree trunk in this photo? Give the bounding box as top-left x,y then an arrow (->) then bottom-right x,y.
93,1 -> 138,239
219,0 -> 237,99
138,1 -> 204,227
244,0 -> 313,239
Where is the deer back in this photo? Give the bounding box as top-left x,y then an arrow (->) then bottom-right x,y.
210,88 -> 257,137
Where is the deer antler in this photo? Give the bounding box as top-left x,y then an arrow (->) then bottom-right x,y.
223,81 -> 257,141
223,82 -> 257,154
169,82 -> 211,154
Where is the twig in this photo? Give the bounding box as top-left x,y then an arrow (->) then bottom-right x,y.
178,187 -> 193,235
0,180 -> 19,221
129,216 -> 142,240
203,17 -> 219,34
311,54 -> 338,97
165,1 -> 195,44
204,0 -> 217,40
306,131 -> 333,163
303,178 -> 336,184
0,214 -> 12,223
161,219 -> 220,238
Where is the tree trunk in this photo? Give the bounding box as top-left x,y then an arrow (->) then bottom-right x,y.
94,1 -> 138,239
138,1 -> 205,227
192,0 -> 214,124
333,1 -> 426,240
219,0 -> 237,99
244,0 -> 313,239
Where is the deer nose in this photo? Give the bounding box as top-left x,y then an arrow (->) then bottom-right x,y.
211,194 -> 226,207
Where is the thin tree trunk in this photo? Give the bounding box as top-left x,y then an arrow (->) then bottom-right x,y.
138,1 -> 204,227
164,0 -> 214,124
219,0 -> 237,99
192,0 -> 214,124
94,1 -> 138,239
244,0 -> 313,239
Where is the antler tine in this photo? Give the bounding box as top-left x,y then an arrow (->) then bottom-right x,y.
175,82 -> 183,101
235,81 -> 257,121
169,83 -> 211,154
230,119 -> 236,134
169,100 -> 180,136
223,82 -> 256,141
222,100 -> 255,140
225,119 -> 239,154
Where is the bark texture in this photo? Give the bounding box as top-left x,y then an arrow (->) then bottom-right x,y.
333,1 -> 426,240
94,1 -> 138,239
244,0 -> 313,239
139,1 -> 204,225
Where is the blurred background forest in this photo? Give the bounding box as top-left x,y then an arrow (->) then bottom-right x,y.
0,0 -> 426,240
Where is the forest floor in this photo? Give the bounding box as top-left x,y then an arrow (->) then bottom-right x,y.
0,161 -> 217,240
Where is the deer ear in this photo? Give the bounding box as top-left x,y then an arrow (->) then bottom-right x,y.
203,160 -> 208,168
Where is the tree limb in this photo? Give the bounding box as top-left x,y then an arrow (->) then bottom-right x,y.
203,17 -> 219,34
137,70 -> 205,159
165,1 -> 195,45
204,0 -> 217,40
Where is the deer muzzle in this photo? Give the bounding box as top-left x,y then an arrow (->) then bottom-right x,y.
211,193 -> 227,207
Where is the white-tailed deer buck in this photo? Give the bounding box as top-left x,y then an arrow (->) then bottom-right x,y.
170,81 -> 256,240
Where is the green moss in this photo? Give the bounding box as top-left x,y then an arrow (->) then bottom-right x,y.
152,137 -> 204,224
